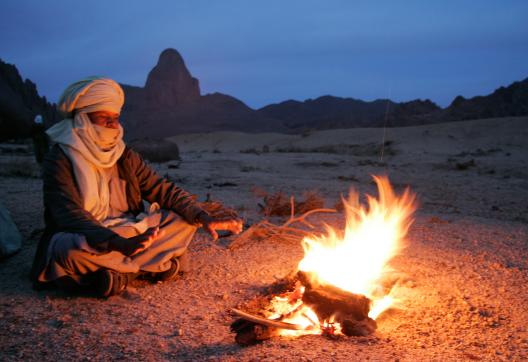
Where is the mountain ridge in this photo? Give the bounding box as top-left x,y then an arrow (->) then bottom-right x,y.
120,48 -> 527,138
1,49 -> 526,140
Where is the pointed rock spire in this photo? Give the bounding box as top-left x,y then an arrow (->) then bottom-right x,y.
144,48 -> 200,106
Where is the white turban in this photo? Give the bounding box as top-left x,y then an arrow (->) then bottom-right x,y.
47,77 -> 126,221
58,76 -> 125,117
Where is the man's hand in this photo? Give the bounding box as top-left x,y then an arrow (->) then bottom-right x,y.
198,213 -> 243,241
109,227 -> 164,256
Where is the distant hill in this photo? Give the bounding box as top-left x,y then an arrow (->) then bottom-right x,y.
257,96 -> 441,131
1,49 -> 527,139
0,59 -> 58,140
257,79 -> 528,131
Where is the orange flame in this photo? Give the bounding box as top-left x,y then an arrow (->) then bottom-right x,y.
268,176 -> 417,336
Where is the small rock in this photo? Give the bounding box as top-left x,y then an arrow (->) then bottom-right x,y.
478,309 -> 493,318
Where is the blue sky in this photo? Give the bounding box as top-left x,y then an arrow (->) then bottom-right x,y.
1,0 -> 527,109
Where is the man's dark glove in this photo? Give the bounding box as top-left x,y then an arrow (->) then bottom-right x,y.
108,227 -> 162,256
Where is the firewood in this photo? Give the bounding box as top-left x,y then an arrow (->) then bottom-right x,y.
253,189 -> 326,217
302,287 -> 371,322
228,204 -> 336,250
231,319 -> 280,346
231,308 -> 306,330
297,272 -> 371,322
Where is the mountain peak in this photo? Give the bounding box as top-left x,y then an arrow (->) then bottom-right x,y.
157,48 -> 185,67
144,48 -> 200,106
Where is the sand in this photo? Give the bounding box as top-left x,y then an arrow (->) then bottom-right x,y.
1,116 -> 527,361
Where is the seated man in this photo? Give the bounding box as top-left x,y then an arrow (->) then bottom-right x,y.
30,77 -> 242,297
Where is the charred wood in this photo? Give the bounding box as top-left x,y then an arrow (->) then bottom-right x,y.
298,271 -> 372,322
302,287 -> 371,322
230,319 -> 279,346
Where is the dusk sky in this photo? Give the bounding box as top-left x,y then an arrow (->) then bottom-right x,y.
1,0 -> 527,109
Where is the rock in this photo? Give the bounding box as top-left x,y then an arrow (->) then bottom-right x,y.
128,138 -> 180,163
0,59 -> 58,140
0,200 -> 22,258
144,48 -> 200,107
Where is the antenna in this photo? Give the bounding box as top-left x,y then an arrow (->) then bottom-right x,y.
379,86 -> 392,162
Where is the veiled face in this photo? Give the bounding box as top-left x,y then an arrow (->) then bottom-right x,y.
88,111 -> 120,129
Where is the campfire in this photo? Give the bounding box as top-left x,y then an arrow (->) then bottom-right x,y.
231,176 -> 417,345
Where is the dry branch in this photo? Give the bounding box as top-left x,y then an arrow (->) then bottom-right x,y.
254,189 -> 325,217
229,206 -> 336,250
282,208 -> 336,228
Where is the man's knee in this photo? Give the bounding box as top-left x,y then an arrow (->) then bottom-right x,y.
57,247 -> 85,265
50,233 -> 89,268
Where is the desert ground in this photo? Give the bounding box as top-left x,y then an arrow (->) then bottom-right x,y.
1,116 -> 527,361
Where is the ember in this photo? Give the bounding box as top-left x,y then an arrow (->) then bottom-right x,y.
232,176 -> 417,345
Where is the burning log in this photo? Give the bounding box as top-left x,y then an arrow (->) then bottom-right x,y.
298,271 -> 377,337
231,272 -> 378,345
302,286 -> 371,321
298,271 -> 370,320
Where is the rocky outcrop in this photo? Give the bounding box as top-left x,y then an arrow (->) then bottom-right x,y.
385,99 -> 442,127
0,200 -> 22,259
144,48 -> 200,107
121,48 -> 200,114
443,78 -> 528,121
0,59 -> 58,140
120,48 -> 286,139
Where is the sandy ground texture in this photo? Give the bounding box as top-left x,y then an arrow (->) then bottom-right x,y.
1,116 -> 527,361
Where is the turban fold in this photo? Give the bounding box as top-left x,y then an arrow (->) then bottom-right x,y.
58,76 -> 125,117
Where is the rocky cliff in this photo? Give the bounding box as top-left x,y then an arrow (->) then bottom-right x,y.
0,59 -> 57,140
